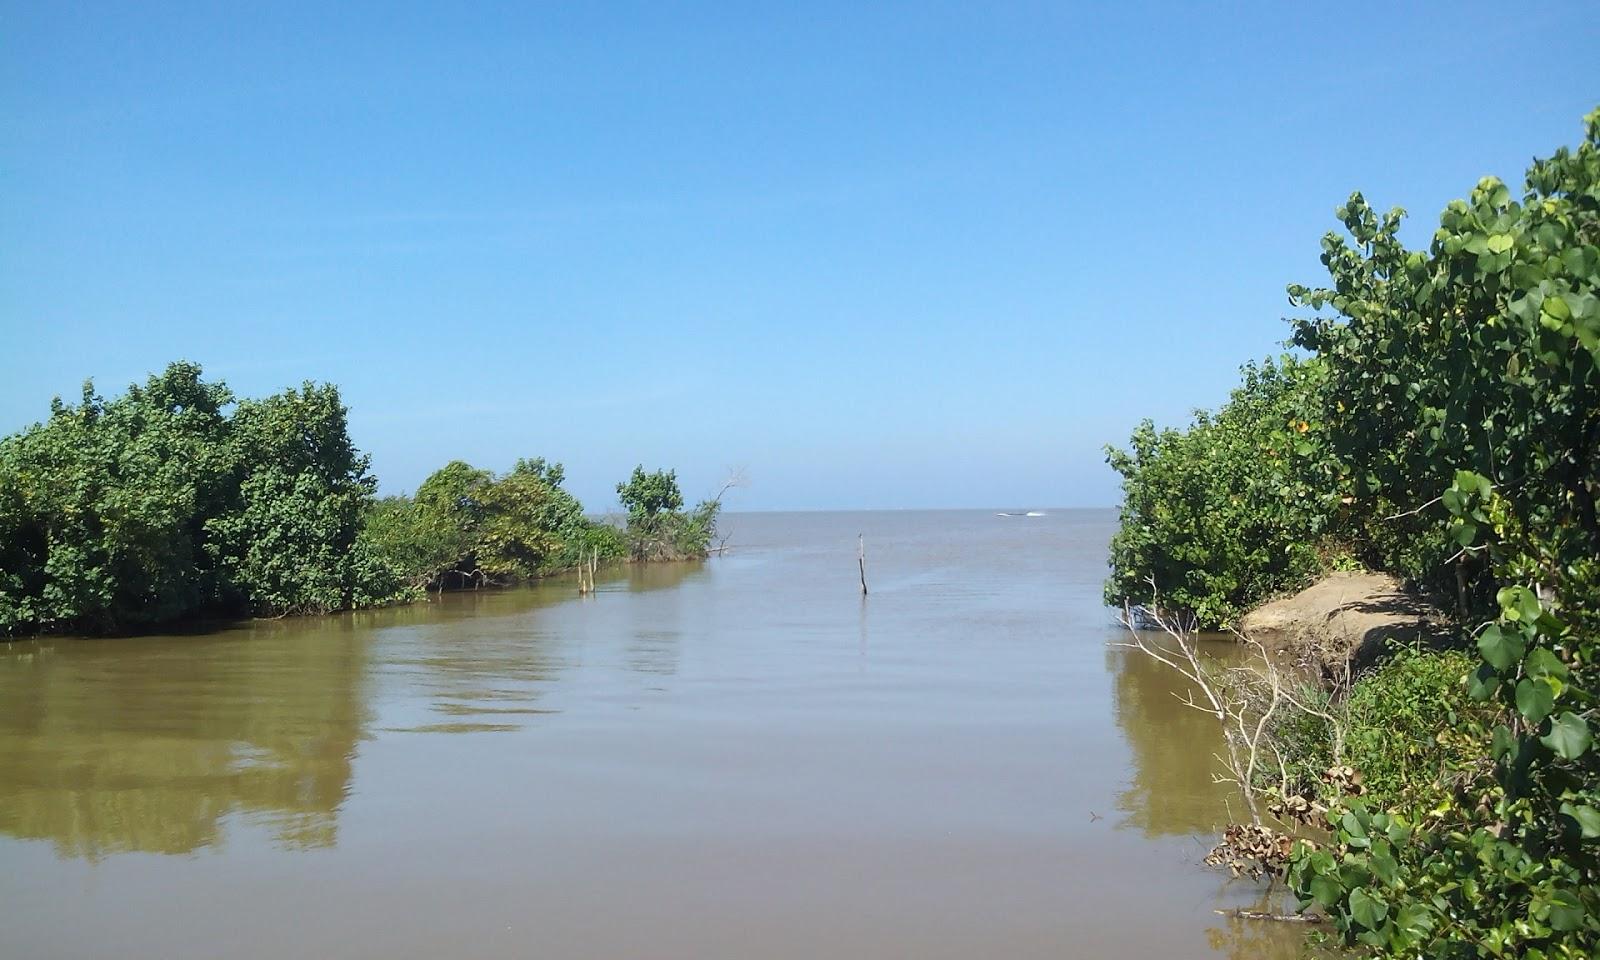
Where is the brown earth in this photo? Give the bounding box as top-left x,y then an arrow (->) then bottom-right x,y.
1238,571 -> 1450,683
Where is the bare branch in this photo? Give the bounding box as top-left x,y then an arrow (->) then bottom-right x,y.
1214,909 -> 1323,924
1382,495 -> 1443,521
1115,582 -> 1352,834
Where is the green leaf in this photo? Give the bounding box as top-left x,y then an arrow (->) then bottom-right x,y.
1516,677 -> 1555,724
1386,817 -> 1411,845
1394,902 -> 1436,940
1509,294 -> 1538,322
1371,849 -> 1400,884
1492,724 -> 1516,761
1309,875 -> 1343,908
1525,647 -> 1569,680
1486,233 -> 1514,254
1349,887 -> 1389,929
1477,624 -> 1524,671
1454,469 -> 1490,497
1542,713 -> 1592,760
1497,585 -> 1541,622
1442,487 -> 1464,514
1517,592 -> 1541,622
1580,322 -> 1600,352
1470,663 -> 1502,701
1546,888 -> 1585,932
1559,803 -> 1600,840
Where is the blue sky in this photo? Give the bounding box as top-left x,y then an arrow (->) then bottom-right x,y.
3,2 -> 1597,510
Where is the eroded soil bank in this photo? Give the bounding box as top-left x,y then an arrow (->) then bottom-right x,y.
1239,571 -> 1450,682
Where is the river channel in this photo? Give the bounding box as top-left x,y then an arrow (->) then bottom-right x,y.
0,509 -> 1307,959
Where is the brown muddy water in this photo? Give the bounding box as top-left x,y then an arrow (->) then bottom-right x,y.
0,510 -> 1311,959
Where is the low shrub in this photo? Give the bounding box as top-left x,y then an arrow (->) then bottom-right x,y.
1105,356 -> 1340,628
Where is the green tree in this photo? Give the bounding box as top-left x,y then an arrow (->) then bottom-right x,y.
358,457 -> 622,591
0,363 -> 237,633
617,466 -> 684,522
477,458 -> 603,579
615,466 -> 720,561
206,382 -> 382,616
0,362 -> 673,636
1104,107 -> 1600,956
1282,109 -> 1600,957
0,363 -> 403,634
1105,356 -> 1341,627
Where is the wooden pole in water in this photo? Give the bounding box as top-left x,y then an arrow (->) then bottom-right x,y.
858,534 -> 868,596
578,546 -> 595,595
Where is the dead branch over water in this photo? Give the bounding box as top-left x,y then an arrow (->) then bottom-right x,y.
1114,583 -> 1350,919
1115,586 -> 1348,826
1214,908 -> 1324,924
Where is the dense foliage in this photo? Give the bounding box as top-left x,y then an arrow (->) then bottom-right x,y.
1282,110 -> 1600,958
358,457 -> 624,593
1105,356 -> 1343,627
1341,647 -> 1496,812
1110,108 -> 1600,955
0,363 -> 390,633
1,364 -> 716,636
1270,645 -> 1494,815
615,466 -> 721,561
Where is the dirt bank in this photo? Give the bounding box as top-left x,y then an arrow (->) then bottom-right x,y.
1238,571 -> 1449,683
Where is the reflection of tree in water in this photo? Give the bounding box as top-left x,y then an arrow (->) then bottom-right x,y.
1108,633 -> 1246,837
1110,633 -> 1330,956
617,562 -> 701,678
0,563 -> 712,858
618,561 -> 701,595
380,615 -> 563,734
0,620 -> 369,859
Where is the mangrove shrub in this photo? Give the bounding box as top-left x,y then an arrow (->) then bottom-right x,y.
1105,356 -> 1343,627
1281,109 -> 1600,957
359,457 -> 624,592
0,363 -> 391,633
1107,106 -> 1600,956
616,466 -> 720,561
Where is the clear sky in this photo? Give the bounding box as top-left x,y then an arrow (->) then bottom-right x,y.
3,2 -> 1597,511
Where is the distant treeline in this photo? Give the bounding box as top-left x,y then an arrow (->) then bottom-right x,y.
0,362 -> 720,637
